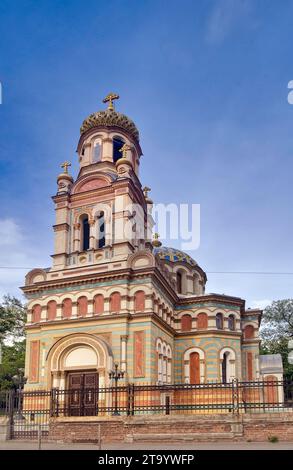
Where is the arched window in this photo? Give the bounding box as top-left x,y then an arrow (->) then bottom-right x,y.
110,292 -> 121,313
181,314 -> 192,331
222,351 -> 229,383
134,291 -> 145,312
47,300 -> 57,321
113,136 -> 125,163
216,313 -> 223,329
94,294 -> 104,315
77,296 -> 88,317
228,314 -> 235,331
176,271 -> 182,294
244,325 -> 254,339
62,298 -> 72,318
97,212 -> 105,248
81,216 -> 90,251
197,312 -> 208,329
93,138 -> 101,163
190,352 -> 200,384
32,304 -> 41,323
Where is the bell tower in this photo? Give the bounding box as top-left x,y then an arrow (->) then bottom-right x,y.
51,93 -> 154,272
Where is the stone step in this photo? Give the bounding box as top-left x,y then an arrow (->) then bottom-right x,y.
125,432 -> 235,442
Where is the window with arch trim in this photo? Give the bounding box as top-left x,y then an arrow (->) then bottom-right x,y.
113,136 -> 125,162
32,304 -> 41,323
176,271 -> 183,294
228,314 -> 235,331
181,314 -> 192,331
93,138 -> 102,163
81,215 -> 90,251
77,296 -> 88,317
110,292 -> 121,313
97,212 -> 105,248
62,298 -> 72,318
197,312 -> 208,329
216,313 -> 223,329
47,300 -> 57,321
244,325 -> 255,339
94,294 -> 104,315
134,291 -> 145,312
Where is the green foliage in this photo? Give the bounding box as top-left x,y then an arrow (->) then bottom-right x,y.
0,295 -> 27,390
268,435 -> 279,443
260,299 -> 293,380
0,341 -> 25,390
0,295 -> 27,341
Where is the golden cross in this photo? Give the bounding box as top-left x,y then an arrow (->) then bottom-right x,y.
119,143 -> 131,158
143,186 -> 151,198
61,161 -> 71,174
103,92 -> 120,111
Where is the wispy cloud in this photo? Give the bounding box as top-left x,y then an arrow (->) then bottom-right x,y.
205,0 -> 253,45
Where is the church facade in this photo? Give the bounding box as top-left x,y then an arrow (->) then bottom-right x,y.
22,94 -> 265,393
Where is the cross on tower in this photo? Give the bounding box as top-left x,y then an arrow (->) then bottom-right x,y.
103,92 -> 120,111
119,143 -> 131,159
61,161 -> 71,174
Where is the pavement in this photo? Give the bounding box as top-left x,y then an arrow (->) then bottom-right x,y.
0,440 -> 292,450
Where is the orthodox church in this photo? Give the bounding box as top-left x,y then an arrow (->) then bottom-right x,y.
23,94 -> 267,393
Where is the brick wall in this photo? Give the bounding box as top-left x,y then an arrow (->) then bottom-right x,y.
48,413 -> 293,443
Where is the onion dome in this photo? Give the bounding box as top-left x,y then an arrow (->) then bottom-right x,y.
153,246 -> 198,267
80,92 -> 139,143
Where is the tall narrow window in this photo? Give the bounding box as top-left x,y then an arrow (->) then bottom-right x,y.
32,304 -> 41,323
181,314 -> 192,331
77,296 -> 88,317
97,212 -> 105,248
94,294 -> 104,315
197,312 -> 208,329
113,137 -> 125,163
216,313 -> 223,329
190,352 -> 200,384
82,216 -> 90,251
47,300 -> 57,321
110,292 -> 121,313
176,271 -> 182,294
228,314 -> 235,331
222,352 -> 229,383
134,291 -> 145,312
62,298 -> 72,318
244,325 -> 254,339
93,138 -> 101,163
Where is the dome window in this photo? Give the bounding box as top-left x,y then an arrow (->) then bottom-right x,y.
81,216 -> 90,251
93,138 -> 102,163
113,136 -> 125,163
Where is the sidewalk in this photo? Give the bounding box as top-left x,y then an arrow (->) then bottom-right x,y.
0,440 -> 292,450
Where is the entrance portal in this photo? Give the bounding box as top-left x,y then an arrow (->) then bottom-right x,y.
68,372 -> 99,416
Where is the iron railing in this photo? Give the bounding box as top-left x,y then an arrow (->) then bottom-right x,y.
1,379 -> 293,439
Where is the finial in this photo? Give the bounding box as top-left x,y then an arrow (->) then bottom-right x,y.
61,161 -> 71,174
152,232 -> 162,247
103,92 -> 120,111
143,186 -> 151,198
119,143 -> 131,158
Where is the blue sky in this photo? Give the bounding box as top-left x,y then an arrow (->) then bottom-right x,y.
0,0 -> 293,308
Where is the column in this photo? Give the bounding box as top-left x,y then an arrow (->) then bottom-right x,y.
120,335 -> 128,373
73,223 -> 80,252
89,218 -> 96,250
184,359 -> 189,383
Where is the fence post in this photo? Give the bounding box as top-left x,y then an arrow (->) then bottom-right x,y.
131,383 -> 135,416
232,378 -> 239,414
8,389 -> 15,439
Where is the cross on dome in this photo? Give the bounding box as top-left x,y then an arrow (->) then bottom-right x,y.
103,92 -> 120,111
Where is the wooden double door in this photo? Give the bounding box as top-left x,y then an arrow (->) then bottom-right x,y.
68,372 -> 99,416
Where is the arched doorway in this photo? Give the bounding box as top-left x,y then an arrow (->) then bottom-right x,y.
46,333 -> 113,416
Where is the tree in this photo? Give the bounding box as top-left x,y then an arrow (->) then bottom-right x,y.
0,296 -> 27,389
0,295 -> 26,341
261,299 -> 293,379
0,342 -> 26,390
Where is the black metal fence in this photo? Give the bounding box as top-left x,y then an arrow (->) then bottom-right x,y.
1,379 -> 293,439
